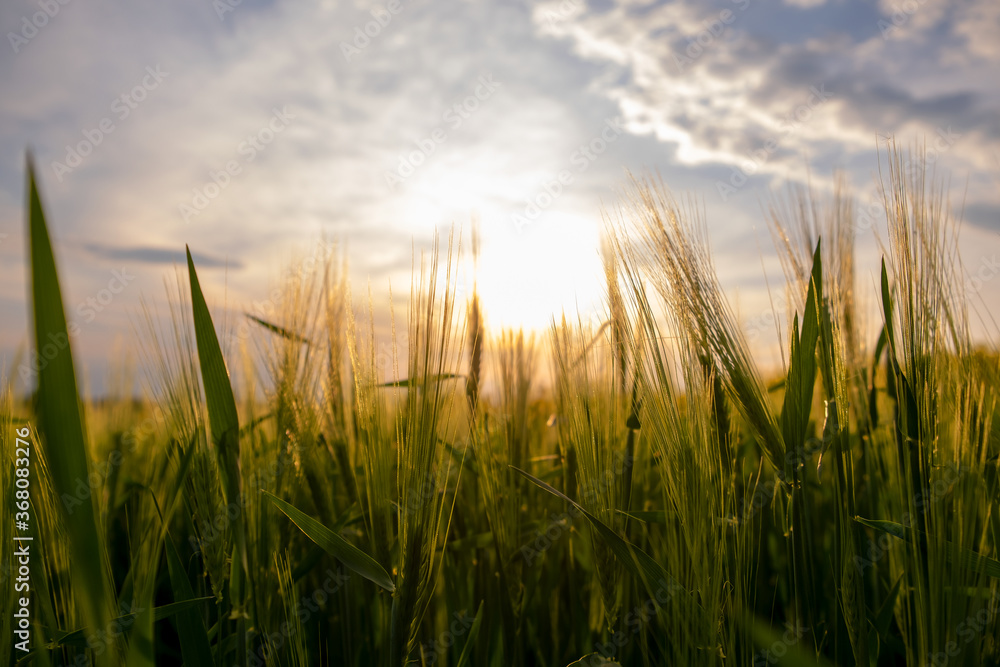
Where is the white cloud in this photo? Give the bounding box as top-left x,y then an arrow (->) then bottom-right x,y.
952,0 -> 1000,60
530,0 -> 1000,217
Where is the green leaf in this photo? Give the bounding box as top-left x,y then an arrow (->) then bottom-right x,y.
25,155 -> 111,640
186,247 -> 247,578
616,509 -> 669,524
865,572 -> 903,666
874,574 -> 902,639
377,373 -> 465,388
148,598 -> 218,622
566,653 -> 615,666
245,312 -> 310,344
743,612 -> 835,667
856,516 -> 907,539
780,240 -> 821,470
262,490 -> 395,592
124,592 -> 155,667
239,410 -> 275,436
155,433 -> 199,548
454,601 -> 484,667
871,325 -> 888,384
878,261 -> 921,443
510,466 -> 688,606
31,598 -> 215,650
165,537 -> 214,667
866,325 -> 889,430
855,517 -> 1000,578
185,246 -> 240,451
880,260 -> 896,360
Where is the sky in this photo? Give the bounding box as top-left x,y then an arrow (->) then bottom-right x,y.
1,0 -> 998,396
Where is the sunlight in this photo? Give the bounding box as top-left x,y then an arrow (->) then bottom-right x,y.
473,211 -> 606,333
401,162 -> 608,335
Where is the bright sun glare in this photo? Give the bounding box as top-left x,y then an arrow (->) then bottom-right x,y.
401,163 -> 609,337
473,214 -> 606,332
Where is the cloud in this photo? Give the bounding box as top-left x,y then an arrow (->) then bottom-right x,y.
532,0 -> 1000,232
784,0 -> 826,7
83,243 -> 242,269
951,0 -> 1000,60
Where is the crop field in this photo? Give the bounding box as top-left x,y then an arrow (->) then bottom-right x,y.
1,145 -> 998,666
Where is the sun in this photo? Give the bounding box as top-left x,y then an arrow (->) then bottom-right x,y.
399,162 -> 608,336
471,213 -> 606,333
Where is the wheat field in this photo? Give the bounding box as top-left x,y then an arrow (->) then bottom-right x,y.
2,143 -> 998,666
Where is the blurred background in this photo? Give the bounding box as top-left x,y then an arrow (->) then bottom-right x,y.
1,0 -> 998,397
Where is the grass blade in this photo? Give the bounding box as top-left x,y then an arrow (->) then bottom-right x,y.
510,466 -> 687,605
124,592 -> 155,667
152,433 -> 199,549
454,601 -> 484,667
855,517 -> 1000,578
185,247 -> 247,570
743,612 -> 835,667
262,490 -> 395,592
25,156 -> 111,644
149,598 -> 218,622
616,509 -> 670,524
32,598 -> 215,651
165,536 -> 214,667
874,574 -> 903,639
376,373 -> 464,388
566,653 -> 615,666
185,246 -> 240,453
245,312 -> 310,344
780,240 -> 821,474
